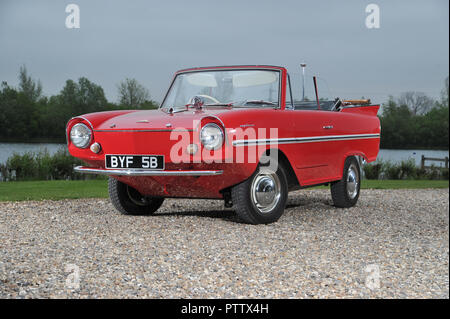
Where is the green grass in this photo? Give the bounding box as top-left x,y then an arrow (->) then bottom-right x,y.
0,180 -> 108,201
360,179 -> 449,189
0,179 -> 448,202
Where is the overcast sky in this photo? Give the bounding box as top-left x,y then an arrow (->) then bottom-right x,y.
0,0 -> 448,104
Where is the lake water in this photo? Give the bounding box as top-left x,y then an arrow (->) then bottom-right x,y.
378,149 -> 449,167
0,143 -> 66,164
0,143 -> 448,167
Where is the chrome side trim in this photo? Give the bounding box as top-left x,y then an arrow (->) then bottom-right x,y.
93,129 -> 194,132
74,166 -> 223,176
233,133 -> 380,146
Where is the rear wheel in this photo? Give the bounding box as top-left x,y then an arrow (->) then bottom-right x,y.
231,162 -> 288,224
108,177 -> 164,215
331,157 -> 361,208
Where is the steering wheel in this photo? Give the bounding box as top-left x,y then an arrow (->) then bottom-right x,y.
188,94 -> 220,105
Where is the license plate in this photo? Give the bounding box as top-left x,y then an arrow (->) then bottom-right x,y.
105,155 -> 164,170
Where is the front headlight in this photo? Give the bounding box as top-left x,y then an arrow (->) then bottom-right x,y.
200,123 -> 224,150
70,123 -> 92,148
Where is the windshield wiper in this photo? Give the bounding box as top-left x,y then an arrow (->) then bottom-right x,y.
243,100 -> 277,106
203,102 -> 234,107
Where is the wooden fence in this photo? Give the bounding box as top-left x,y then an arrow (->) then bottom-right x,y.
421,155 -> 449,169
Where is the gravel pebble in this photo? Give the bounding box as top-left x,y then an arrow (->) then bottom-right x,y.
0,188 -> 448,298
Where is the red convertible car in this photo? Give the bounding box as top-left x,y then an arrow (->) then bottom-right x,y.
67,65 -> 380,224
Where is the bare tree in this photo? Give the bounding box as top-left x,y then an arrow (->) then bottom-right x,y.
117,78 -> 150,107
18,65 -> 42,102
397,91 -> 434,115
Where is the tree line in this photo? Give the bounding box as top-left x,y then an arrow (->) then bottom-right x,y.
0,66 -> 448,149
0,66 -> 158,142
379,78 -> 448,149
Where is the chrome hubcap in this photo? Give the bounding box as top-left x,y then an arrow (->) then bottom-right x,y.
251,169 -> 281,213
346,164 -> 359,199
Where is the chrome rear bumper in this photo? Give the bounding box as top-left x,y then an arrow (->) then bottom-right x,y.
73,166 -> 223,176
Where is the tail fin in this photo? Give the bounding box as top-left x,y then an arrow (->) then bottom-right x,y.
340,104 -> 380,116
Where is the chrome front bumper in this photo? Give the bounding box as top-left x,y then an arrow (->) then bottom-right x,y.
73,166 -> 223,176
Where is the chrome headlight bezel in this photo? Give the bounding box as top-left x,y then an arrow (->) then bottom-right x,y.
70,123 -> 92,149
200,123 -> 224,150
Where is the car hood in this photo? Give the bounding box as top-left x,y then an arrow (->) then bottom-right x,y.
94,108 -> 231,131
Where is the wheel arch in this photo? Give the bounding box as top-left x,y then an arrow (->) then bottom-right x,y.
338,152 -> 366,180
261,148 -> 300,191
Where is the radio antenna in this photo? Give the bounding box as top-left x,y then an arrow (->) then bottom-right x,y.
313,76 -> 321,110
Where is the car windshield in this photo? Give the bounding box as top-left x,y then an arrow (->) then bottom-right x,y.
161,69 -> 280,110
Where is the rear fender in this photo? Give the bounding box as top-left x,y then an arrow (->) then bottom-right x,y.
337,152 -> 367,181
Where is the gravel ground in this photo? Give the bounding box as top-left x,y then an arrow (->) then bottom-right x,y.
0,189 -> 448,299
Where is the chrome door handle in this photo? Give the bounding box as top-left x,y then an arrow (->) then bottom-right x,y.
323,125 -> 333,129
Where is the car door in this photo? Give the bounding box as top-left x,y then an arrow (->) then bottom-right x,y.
285,109 -> 338,186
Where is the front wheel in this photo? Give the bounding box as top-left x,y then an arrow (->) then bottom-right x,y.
108,177 -> 164,215
231,163 -> 288,224
331,156 -> 361,208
